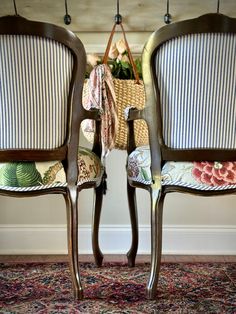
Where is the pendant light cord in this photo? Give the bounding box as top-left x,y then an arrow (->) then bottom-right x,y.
217,0 -> 220,13
164,0 -> 171,24
13,0 -> 18,15
115,0 -> 122,24
64,0 -> 71,25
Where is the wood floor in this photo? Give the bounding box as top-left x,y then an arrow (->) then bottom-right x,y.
0,254 -> 235,263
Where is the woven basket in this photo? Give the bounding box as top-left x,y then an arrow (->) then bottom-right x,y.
82,22 -> 149,150
113,78 -> 148,150
82,79 -> 149,150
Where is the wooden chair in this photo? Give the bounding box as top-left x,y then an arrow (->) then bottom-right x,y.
125,13 -> 236,299
0,15 -> 105,299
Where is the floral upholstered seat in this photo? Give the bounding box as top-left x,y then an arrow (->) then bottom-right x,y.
0,147 -> 103,191
127,146 -> 236,190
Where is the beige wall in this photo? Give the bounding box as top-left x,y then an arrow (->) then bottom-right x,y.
0,1 -> 235,232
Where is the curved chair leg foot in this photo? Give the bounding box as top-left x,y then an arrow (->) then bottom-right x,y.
146,286 -> 157,300
92,184 -> 104,267
127,251 -> 136,267
146,188 -> 164,300
126,181 -> 138,267
64,186 -> 83,299
73,286 -> 84,300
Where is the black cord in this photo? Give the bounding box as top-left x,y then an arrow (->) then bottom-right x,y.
64,0 -> 71,25
164,0 -> 172,24
114,0 -> 122,24
217,0 -> 220,13
13,0 -> 18,15
117,0 -> 120,16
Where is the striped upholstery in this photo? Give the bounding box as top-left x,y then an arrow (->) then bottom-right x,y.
0,35 -> 73,149
156,33 -> 236,149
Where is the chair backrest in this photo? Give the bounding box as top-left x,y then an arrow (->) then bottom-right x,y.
0,34 -> 73,149
0,15 -> 86,162
142,13 -> 236,162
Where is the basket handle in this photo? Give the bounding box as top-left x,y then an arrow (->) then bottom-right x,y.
102,22 -> 140,84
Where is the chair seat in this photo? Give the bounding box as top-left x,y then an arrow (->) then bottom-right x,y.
127,146 -> 236,190
0,147 -> 103,191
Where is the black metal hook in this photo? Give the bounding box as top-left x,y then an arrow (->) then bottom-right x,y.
164,0 -> 172,24
64,0 -> 71,25
114,0 -> 122,24
217,0 -> 220,13
13,0 -> 18,15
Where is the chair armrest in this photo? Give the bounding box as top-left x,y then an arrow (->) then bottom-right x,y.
124,106 -> 144,121
92,119 -> 102,157
83,107 -> 101,121
80,107 -> 102,159
124,106 -> 145,155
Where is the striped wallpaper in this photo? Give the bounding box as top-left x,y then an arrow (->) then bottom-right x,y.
156,33 -> 236,149
0,35 -> 73,149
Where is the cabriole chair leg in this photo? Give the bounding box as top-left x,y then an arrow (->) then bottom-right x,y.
146,189 -> 164,300
92,184 -> 104,267
64,187 -> 83,300
126,181 -> 139,267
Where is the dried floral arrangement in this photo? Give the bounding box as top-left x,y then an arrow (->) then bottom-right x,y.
86,38 -> 142,80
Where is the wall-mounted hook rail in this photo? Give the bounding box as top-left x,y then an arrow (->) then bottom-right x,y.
164,0 -> 172,24
64,0 -> 71,25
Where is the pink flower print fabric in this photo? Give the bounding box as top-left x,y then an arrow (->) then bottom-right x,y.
192,162 -> 236,187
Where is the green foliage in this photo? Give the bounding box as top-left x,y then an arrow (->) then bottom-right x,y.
85,52 -> 142,80
108,57 -> 142,80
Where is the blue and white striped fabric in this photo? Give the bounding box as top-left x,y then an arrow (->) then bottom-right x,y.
155,33 -> 236,149
0,35 -> 73,149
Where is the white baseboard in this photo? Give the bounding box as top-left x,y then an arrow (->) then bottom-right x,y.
0,224 -> 235,255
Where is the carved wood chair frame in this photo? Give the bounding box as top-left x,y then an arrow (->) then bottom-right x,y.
125,13 -> 236,299
0,15 -> 103,299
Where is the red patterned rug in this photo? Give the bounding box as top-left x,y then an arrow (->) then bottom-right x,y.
0,262 -> 235,313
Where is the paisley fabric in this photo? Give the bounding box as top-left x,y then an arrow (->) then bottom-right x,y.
82,64 -> 118,160
127,146 -> 236,190
0,147 -> 103,191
